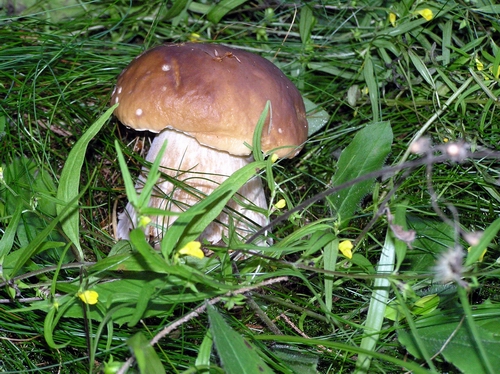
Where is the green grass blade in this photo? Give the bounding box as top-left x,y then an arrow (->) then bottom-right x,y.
355,229 -> 395,373
115,139 -> 139,208
442,19 -> 452,66
0,201 -> 23,259
56,104 -> 117,260
465,217 -> 500,266
165,0 -> 190,19
195,331 -> 213,368
10,189 -> 86,278
363,53 -> 380,122
251,101 -> 269,162
408,50 -> 435,89
44,306 -> 70,349
135,141 -> 167,209
127,332 -> 164,374
207,0 -> 247,24
323,236 -> 339,313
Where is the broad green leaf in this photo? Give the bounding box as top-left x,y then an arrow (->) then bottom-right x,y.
405,216 -> 455,272
327,121 -> 392,228
56,105 -> 117,260
299,6 -> 315,45
398,305 -> 500,374
127,332 -> 164,374
207,0 -> 247,24
207,304 -> 274,374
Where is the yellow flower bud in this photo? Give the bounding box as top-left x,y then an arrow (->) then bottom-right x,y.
389,12 -> 397,27
189,33 -> 201,42
138,215 -> 151,228
475,58 -> 484,71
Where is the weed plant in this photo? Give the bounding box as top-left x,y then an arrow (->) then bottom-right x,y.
1,1 -> 500,373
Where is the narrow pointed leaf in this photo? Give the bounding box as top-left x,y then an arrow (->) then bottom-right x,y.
56,105 -> 117,260
207,304 -> 274,374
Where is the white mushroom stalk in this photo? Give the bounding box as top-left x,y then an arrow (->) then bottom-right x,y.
116,128 -> 268,244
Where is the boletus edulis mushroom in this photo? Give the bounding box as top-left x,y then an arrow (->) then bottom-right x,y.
111,43 -> 307,245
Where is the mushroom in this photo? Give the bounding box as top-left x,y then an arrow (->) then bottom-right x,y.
111,43 -> 307,245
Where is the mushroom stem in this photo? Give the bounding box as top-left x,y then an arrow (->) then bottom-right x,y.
116,129 -> 269,245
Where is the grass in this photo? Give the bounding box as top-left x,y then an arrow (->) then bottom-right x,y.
1,0 -> 500,373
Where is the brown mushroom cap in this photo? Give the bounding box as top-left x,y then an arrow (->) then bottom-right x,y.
111,43 -> 308,158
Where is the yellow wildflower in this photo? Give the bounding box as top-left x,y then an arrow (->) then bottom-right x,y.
78,290 -> 99,305
388,12 -> 397,27
178,241 -> 204,259
274,199 -> 286,209
339,240 -> 353,259
475,58 -> 484,71
415,9 -> 433,21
